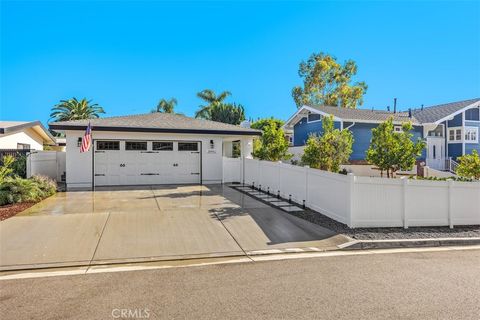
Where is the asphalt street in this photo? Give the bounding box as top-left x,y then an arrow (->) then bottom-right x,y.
1,249 -> 479,320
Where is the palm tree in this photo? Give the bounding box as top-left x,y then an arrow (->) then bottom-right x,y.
152,98 -> 177,113
195,89 -> 231,119
50,98 -> 104,122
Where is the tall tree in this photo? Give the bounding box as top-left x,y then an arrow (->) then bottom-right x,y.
195,89 -> 231,118
252,120 -> 291,161
366,117 -> 425,178
292,52 -> 368,108
152,98 -> 177,113
50,98 -> 104,122
301,115 -> 354,172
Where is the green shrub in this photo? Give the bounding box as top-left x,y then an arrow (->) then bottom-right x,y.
0,175 -> 56,206
456,150 -> 480,180
0,155 -> 15,182
31,175 -> 57,198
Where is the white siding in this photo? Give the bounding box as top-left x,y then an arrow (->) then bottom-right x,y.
0,129 -> 44,150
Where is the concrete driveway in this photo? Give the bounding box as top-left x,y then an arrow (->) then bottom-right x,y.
0,185 -> 347,271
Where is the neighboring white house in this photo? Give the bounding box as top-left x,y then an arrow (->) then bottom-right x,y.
0,121 -> 56,150
49,113 -> 261,190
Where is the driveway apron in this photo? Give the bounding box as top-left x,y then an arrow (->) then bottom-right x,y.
0,185 -> 347,270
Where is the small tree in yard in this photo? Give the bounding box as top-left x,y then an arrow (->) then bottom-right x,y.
252,120 -> 291,161
301,115 -> 353,172
456,150 -> 480,180
366,117 -> 425,178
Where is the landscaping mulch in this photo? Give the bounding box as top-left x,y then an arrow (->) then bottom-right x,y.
291,209 -> 480,240
0,202 -> 36,221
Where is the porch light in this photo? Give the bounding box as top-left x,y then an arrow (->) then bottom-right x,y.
77,138 -> 82,147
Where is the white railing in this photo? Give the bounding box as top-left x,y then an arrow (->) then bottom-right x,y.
445,158 -> 459,174
239,158 -> 480,228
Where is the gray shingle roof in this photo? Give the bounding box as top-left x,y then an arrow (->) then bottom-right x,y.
49,113 -> 261,135
309,105 -> 418,123
308,98 -> 480,124
411,98 -> 480,124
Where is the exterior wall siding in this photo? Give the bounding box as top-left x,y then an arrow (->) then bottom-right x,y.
447,113 -> 463,127
294,120 -> 425,161
448,143 -> 463,159
0,129 -> 44,150
293,117 -> 341,146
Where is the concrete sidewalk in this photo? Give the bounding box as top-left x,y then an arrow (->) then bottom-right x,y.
0,185 -> 347,271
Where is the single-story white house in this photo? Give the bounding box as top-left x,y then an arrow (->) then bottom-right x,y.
49,113 -> 261,190
0,121 -> 56,150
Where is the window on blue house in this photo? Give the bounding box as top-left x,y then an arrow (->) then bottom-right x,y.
465,127 -> 478,143
448,127 -> 463,142
465,108 -> 480,121
307,114 -> 321,122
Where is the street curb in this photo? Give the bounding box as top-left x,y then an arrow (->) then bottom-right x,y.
338,237 -> 480,250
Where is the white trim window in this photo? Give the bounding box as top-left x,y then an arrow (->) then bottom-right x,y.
464,127 -> 478,143
307,113 -> 322,123
448,127 -> 463,142
393,126 -> 402,133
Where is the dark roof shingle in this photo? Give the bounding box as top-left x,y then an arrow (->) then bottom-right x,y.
411,98 -> 480,123
49,113 -> 261,135
308,98 -> 480,124
309,105 -> 418,123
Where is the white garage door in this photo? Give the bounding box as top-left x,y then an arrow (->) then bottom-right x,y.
94,140 -> 201,186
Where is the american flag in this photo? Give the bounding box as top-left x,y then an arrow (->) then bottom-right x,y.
80,122 -> 92,153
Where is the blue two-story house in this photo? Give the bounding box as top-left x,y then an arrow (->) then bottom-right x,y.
283,98 -> 480,171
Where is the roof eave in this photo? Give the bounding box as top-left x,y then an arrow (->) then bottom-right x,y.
283,105 -> 343,129
1,121 -> 56,144
432,100 -> 480,125
48,124 -> 262,136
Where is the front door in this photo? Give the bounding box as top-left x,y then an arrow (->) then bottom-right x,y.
426,137 -> 445,170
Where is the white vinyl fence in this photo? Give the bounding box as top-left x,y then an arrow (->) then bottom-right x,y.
27,151 -> 66,182
223,157 -> 242,183
230,157 -> 480,228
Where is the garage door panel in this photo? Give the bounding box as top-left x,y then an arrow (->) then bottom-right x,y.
94,140 -> 201,186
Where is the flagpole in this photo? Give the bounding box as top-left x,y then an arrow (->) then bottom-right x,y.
91,123 -> 95,192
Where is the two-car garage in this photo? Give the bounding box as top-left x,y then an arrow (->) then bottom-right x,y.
94,140 -> 201,186
49,112 -> 260,190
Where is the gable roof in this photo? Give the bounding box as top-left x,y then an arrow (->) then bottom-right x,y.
411,98 -> 480,124
49,113 -> 261,136
309,105 -> 417,123
284,98 -> 480,128
0,120 -> 56,144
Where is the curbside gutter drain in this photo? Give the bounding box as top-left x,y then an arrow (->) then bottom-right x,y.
338,237 -> 480,250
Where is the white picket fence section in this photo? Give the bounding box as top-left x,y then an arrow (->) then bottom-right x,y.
222,157 -> 242,183
232,157 -> 480,228
27,151 -> 66,182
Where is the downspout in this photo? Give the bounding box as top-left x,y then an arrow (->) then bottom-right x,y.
345,122 -> 356,130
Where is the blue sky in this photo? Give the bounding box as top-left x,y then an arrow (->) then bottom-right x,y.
1,1 -> 479,125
